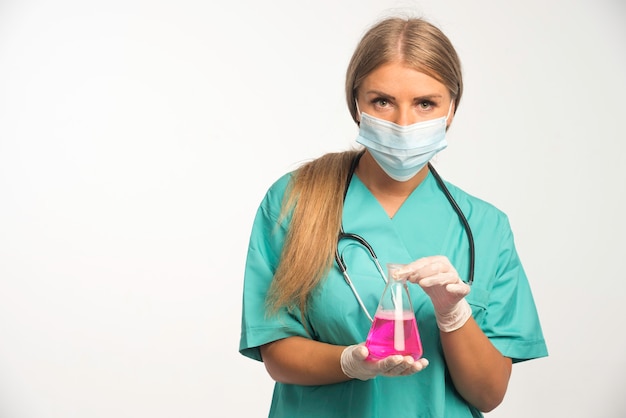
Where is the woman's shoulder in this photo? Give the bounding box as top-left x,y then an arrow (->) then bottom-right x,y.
268,171 -> 293,192
441,179 -> 511,226
262,150 -> 358,204
260,171 -> 294,208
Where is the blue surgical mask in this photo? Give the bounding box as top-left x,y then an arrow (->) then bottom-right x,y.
356,104 -> 452,181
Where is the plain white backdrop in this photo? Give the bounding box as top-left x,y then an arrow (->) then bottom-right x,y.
0,0 -> 624,417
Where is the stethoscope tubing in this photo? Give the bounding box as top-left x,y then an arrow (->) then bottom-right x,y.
334,152 -> 475,320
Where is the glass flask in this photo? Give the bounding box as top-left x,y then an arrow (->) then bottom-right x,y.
365,263 -> 423,361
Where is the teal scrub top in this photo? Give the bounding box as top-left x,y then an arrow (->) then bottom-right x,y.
239,170 -> 548,418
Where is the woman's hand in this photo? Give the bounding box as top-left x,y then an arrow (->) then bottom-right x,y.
398,255 -> 471,332
340,344 -> 429,381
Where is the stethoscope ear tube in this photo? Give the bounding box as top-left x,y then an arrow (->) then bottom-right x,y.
427,163 -> 475,285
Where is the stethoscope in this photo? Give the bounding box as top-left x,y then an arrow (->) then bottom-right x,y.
334,151 -> 475,321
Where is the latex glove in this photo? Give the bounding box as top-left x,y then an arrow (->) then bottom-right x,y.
340,344 -> 429,381
398,255 -> 471,332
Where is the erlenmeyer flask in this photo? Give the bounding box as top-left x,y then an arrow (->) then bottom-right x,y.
365,263 -> 423,361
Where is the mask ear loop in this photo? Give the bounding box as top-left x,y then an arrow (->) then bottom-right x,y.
355,101 -> 361,123
445,100 -> 455,121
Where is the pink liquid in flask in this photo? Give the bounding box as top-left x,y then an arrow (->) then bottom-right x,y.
365,310 -> 423,361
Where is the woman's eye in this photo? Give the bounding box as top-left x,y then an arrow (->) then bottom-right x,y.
418,101 -> 433,110
373,98 -> 390,108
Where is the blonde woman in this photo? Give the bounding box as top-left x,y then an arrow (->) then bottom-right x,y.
239,15 -> 547,417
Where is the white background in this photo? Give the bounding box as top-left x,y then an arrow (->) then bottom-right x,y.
1,0 -> 625,417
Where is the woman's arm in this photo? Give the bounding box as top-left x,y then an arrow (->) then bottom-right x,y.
260,336 -> 348,385
399,255 -> 513,412
260,336 -> 428,385
440,318 -> 512,412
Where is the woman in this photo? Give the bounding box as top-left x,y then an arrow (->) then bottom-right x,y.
239,15 -> 548,417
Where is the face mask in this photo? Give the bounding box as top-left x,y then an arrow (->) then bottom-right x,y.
356,104 -> 452,182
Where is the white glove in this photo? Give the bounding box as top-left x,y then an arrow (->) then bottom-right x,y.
340,344 -> 429,381
398,255 -> 472,333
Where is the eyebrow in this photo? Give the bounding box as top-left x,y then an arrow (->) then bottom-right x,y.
364,90 -> 444,101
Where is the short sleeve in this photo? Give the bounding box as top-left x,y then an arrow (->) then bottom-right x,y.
480,216 -> 548,363
238,174 -> 310,362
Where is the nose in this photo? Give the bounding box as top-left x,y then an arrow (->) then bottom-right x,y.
393,107 -> 417,126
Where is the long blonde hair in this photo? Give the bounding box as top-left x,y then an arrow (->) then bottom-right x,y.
266,150 -> 360,315
266,16 -> 463,315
